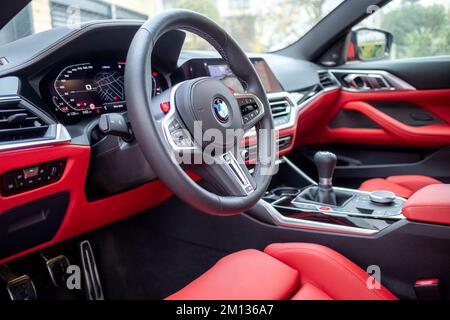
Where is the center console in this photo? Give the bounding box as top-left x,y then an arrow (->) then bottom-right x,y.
288,151 -> 404,219
259,151 -> 407,236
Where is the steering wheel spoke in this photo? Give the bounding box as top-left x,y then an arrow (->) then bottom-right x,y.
200,151 -> 256,196
235,93 -> 266,131
162,113 -> 199,152
158,84 -> 201,154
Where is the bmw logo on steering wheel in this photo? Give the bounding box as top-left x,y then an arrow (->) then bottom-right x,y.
212,97 -> 230,123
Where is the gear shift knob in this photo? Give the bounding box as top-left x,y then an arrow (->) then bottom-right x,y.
314,151 -> 337,186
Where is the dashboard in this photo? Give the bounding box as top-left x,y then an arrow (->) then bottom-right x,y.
40,54 -> 283,124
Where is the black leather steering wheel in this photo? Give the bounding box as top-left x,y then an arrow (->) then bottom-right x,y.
125,9 -> 276,216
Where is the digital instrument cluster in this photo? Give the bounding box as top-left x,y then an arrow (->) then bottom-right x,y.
44,60 -> 167,123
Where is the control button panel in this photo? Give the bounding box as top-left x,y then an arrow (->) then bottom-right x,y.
237,97 -> 260,124
1,159 -> 66,197
291,190 -> 404,218
369,190 -> 396,204
167,119 -> 193,148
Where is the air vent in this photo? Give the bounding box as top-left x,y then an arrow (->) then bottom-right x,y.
0,99 -> 49,143
318,70 -> 338,89
269,97 -> 291,119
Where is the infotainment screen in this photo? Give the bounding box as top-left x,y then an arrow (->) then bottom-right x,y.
206,58 -> 283,94
207,64 -> 245,94
252,59 -> 283,93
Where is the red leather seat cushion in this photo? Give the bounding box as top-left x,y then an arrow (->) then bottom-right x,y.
359,175 -> 443,198
166,244 -> 397,300
166,249 -> 299,300
290,283 -> 333,300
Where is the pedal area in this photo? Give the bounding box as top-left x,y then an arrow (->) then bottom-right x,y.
0,240 -> 104,300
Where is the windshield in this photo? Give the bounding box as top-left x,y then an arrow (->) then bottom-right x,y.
0,0 -> 345,52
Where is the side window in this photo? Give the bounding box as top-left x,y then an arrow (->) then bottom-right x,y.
349,0 -> 450,61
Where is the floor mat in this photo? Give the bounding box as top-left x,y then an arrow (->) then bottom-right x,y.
89,210 -> 228,300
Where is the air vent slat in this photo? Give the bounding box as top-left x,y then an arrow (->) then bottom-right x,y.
0,126 -> 49,135
269,97 -> 291,119
318,70 -> 338,89
0,99 -> 49,143
0,108 -> 28,116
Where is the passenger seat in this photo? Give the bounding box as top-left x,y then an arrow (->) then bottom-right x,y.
359,175 -> 443,198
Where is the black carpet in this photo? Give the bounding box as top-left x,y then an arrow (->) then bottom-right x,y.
88,201 -> 229,300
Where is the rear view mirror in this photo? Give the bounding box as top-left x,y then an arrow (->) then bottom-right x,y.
350,28 -> 393,61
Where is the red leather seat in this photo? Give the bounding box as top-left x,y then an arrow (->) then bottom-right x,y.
166,243 -> 397,300
359,175 -> 443,198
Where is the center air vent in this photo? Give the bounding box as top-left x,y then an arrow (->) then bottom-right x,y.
269,97 -> 291,118
0,98 -> 50,144
318,70 -> 338,89
268,96 -> 292,126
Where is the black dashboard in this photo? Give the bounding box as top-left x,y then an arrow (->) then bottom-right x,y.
0,21 -> 321,129
38,54 -> 284,125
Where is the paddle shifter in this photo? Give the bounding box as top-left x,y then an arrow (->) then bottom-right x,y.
314,151 -> 337,206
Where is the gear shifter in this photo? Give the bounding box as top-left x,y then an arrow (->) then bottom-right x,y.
314,151 -> 337,206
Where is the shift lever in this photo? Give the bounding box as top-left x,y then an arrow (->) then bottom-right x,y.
314,151 -> 337,205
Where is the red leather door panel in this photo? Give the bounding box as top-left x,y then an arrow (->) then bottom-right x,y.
297,89 -> 450,148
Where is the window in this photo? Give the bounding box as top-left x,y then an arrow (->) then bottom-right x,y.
0,0 -> 346,52
355,0 -> 450,60
115,7 -> 148,20
50,0 -> 112,28
0,5 -> 34,45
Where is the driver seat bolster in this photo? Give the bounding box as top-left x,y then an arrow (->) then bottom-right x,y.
166,244 -> 397,300
166,249 -> 299,300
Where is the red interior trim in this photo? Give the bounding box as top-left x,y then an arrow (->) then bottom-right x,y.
296,89 -> 450,148
0,144 -> 178,264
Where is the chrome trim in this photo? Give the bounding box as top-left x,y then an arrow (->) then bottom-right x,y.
0,124 -> 72,152
369,190 -> 396,204
343,73 -> 392,91
222,151 -> 254,195
161,82 -> 200,152
260,199 -> 379,236
0,95 -> 21,101
330,69 -> 416,91
319,178 -> 333,186
79,240 -> 104,300
288,186 -> 406,220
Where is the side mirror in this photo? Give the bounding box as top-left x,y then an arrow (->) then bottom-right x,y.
348,28 -> 393,62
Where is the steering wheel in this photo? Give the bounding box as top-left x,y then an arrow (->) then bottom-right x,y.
125,9 -> 276,216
